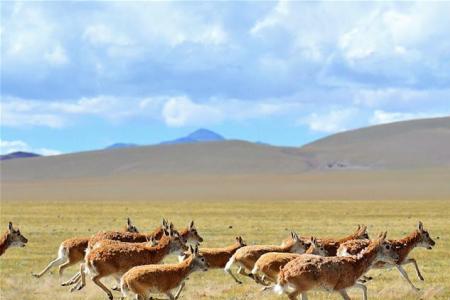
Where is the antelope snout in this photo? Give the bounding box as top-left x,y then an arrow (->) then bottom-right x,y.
392,253 -> 400,263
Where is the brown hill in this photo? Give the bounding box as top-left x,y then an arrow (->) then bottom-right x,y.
301,116 -> 450,170
1,117 -> 449,201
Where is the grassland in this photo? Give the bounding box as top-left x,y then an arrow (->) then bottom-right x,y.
0,200 -> 449,299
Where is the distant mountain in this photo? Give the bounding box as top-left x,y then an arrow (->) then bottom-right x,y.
104,129 -> 225,149
0,151 -> 41,161
160,129 -> 225,145
105,143 -> 138,150
2,117 -> 450,202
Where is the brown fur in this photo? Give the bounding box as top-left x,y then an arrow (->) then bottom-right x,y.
277,233 -> 398,299
32,219 -> 140,278
78,229 -> 187,299
338,224 -> 435,269
120,245 -> 208,300
317,224 -> 369,256
0,231 -> 11,256
88,226 -> 164,249
0,223 -> 28,256
88,221 -> 202,249
226,232 -> 308,274
252,237 -> 328,283
183,236 -> 246,268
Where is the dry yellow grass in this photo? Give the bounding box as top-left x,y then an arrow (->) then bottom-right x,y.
0,199 -> 449,299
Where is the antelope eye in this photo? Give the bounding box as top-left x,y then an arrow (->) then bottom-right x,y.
385,245 -> 390,250
201,258 -> 205,261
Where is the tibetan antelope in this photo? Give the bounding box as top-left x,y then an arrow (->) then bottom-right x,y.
87,218 -> 167,249
274,232 -> 399,300
120,244 -> 208,300
74,227 -> 188,300
64,220 -> 202,289
87,220 -> 202,249
179,236 -> 246,268
0,222 -> 28,256
337,221 -> 436,291
224,232 -> 309,284
252,237 -> 328,285
316,224 -> 369,256
32,217 -> 139,279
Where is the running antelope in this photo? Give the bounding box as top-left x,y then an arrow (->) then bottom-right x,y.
224,232 -> 308,284
87,220 -> 202,249
252,237 -> 328,285
64,220 -> 202,289
274,232 -> 398,300
87,218 -> 168,249
74,227 -> 188,300
316,224 -> 369,256
32,217 -> 139,279
120,244 -> 208,300
337,221 -> 436,291
179,236 -> 246,268
0,222 -> 28,256
61,237 -> 159,289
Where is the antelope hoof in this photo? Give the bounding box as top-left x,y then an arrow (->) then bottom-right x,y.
419,275 -> 424,281
70,283 -> 84,292
31,273 -> 40,278
108,294 -> 113,300
61,280 -> 76,287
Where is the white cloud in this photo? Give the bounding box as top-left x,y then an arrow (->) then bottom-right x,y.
370,110 -> 446,125
83,24 -> 132,46
0,139 -> 61,156
162,96 -> 223,127
353,88 -> 450,110
300,108 -> 360,133
2,2 -> 68,68
0,96 -> 163,128
44,44 -> 69,65
0,140 -> 28,154
1,94 -> 305,129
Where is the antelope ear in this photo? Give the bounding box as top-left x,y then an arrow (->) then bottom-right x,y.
189,245 -> 194,254
163,228 -> 169,236
194,245 -> 199,255
381,231 -> 387,241
169,222 -> 174,230
127,217 -> 132,226
162,218 -> 167,228
189,220 -> 194,229
292,232 -> 299,241
357,224 -> 361,231
8,222 -> 13,231
418,221 -> 423,231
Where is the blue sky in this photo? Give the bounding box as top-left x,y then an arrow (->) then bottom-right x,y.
1,1 -> 450,155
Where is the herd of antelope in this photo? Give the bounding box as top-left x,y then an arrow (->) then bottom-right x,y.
1,219 -> 436,300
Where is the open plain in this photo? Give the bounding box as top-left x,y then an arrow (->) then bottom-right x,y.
1,199 -> 448,300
